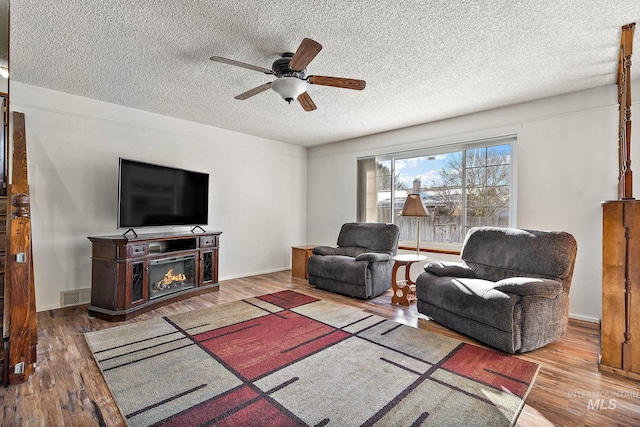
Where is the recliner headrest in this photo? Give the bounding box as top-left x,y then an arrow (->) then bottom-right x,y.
337,222 -> 400,253
461,226 -> 577,279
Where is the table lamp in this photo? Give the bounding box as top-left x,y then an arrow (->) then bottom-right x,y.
400,194 -> 428,257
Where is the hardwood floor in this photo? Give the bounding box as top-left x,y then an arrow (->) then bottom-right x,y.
1,270 -> 639,426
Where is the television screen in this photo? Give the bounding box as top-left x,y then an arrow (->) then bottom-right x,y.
118,158 -> 209,228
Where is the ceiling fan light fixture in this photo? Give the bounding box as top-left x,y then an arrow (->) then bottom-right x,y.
212,38 -> 365,110
271,77 -> 308,104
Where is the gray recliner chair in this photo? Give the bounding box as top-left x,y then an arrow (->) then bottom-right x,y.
307,222 -> 400,299
415,226 -> 577,353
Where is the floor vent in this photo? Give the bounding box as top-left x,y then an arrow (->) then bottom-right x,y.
60,288 -> 91,307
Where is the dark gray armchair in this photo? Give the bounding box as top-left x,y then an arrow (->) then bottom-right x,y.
307,222 -> 400,299
415,226 -> 577,353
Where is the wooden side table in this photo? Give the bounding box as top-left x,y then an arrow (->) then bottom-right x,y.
291,245 -> 317,279
391,254 -> 427,306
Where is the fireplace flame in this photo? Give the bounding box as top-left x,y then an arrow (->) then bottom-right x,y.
156,268 -> 187,289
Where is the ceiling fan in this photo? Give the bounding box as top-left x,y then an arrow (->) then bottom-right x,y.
210,38 -> 366,111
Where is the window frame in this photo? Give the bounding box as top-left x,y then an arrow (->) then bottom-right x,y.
359,135 -> 517,251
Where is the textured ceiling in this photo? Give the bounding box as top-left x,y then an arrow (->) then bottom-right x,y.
8,0 -> 640,147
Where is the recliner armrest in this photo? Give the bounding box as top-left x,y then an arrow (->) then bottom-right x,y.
312,246 -> 345,256
494,277 -> 563,298
424,261 -> 475,278
355,253 -> 391,262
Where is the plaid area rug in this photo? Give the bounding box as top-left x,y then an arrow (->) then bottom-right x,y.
85,290 -> 539,427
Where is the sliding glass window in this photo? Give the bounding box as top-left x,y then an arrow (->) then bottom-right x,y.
357,136 -> 515,248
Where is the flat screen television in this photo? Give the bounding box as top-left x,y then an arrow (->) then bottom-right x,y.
118,158 -> 209,229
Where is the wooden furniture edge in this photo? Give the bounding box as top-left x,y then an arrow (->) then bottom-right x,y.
598,363 -> 640,381
88,283 -> 220,322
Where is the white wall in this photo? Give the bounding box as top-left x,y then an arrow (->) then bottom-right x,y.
10,79 -> 639,320
10,82 -> 308,311
307,81 -> 640,323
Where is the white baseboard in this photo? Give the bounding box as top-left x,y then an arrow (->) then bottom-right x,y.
569,313 -> 600,324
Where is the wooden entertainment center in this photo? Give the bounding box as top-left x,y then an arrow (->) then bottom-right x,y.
87,231 -> 221,321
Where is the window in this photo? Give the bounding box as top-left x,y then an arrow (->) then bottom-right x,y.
357,136 -> 515,247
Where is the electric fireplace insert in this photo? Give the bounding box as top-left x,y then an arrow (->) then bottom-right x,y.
148,254 -> 196,299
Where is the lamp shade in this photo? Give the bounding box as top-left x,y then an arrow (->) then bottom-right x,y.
400,194 -> 428,217
271,77 -> 309,103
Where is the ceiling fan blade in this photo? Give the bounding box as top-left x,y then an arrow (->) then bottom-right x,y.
298,92 -> 317,112
289,38 -> 323,72
307,75 -> 366,90
210,56 -> 274,74
234,82 -> 272,100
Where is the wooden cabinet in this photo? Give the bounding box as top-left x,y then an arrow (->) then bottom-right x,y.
601,200 -> 640,379
199,234 -> 218,286
291,245 -> 316,279
88,231 -> 221,321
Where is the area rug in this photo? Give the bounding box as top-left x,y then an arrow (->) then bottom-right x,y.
85,290 -> 540,427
